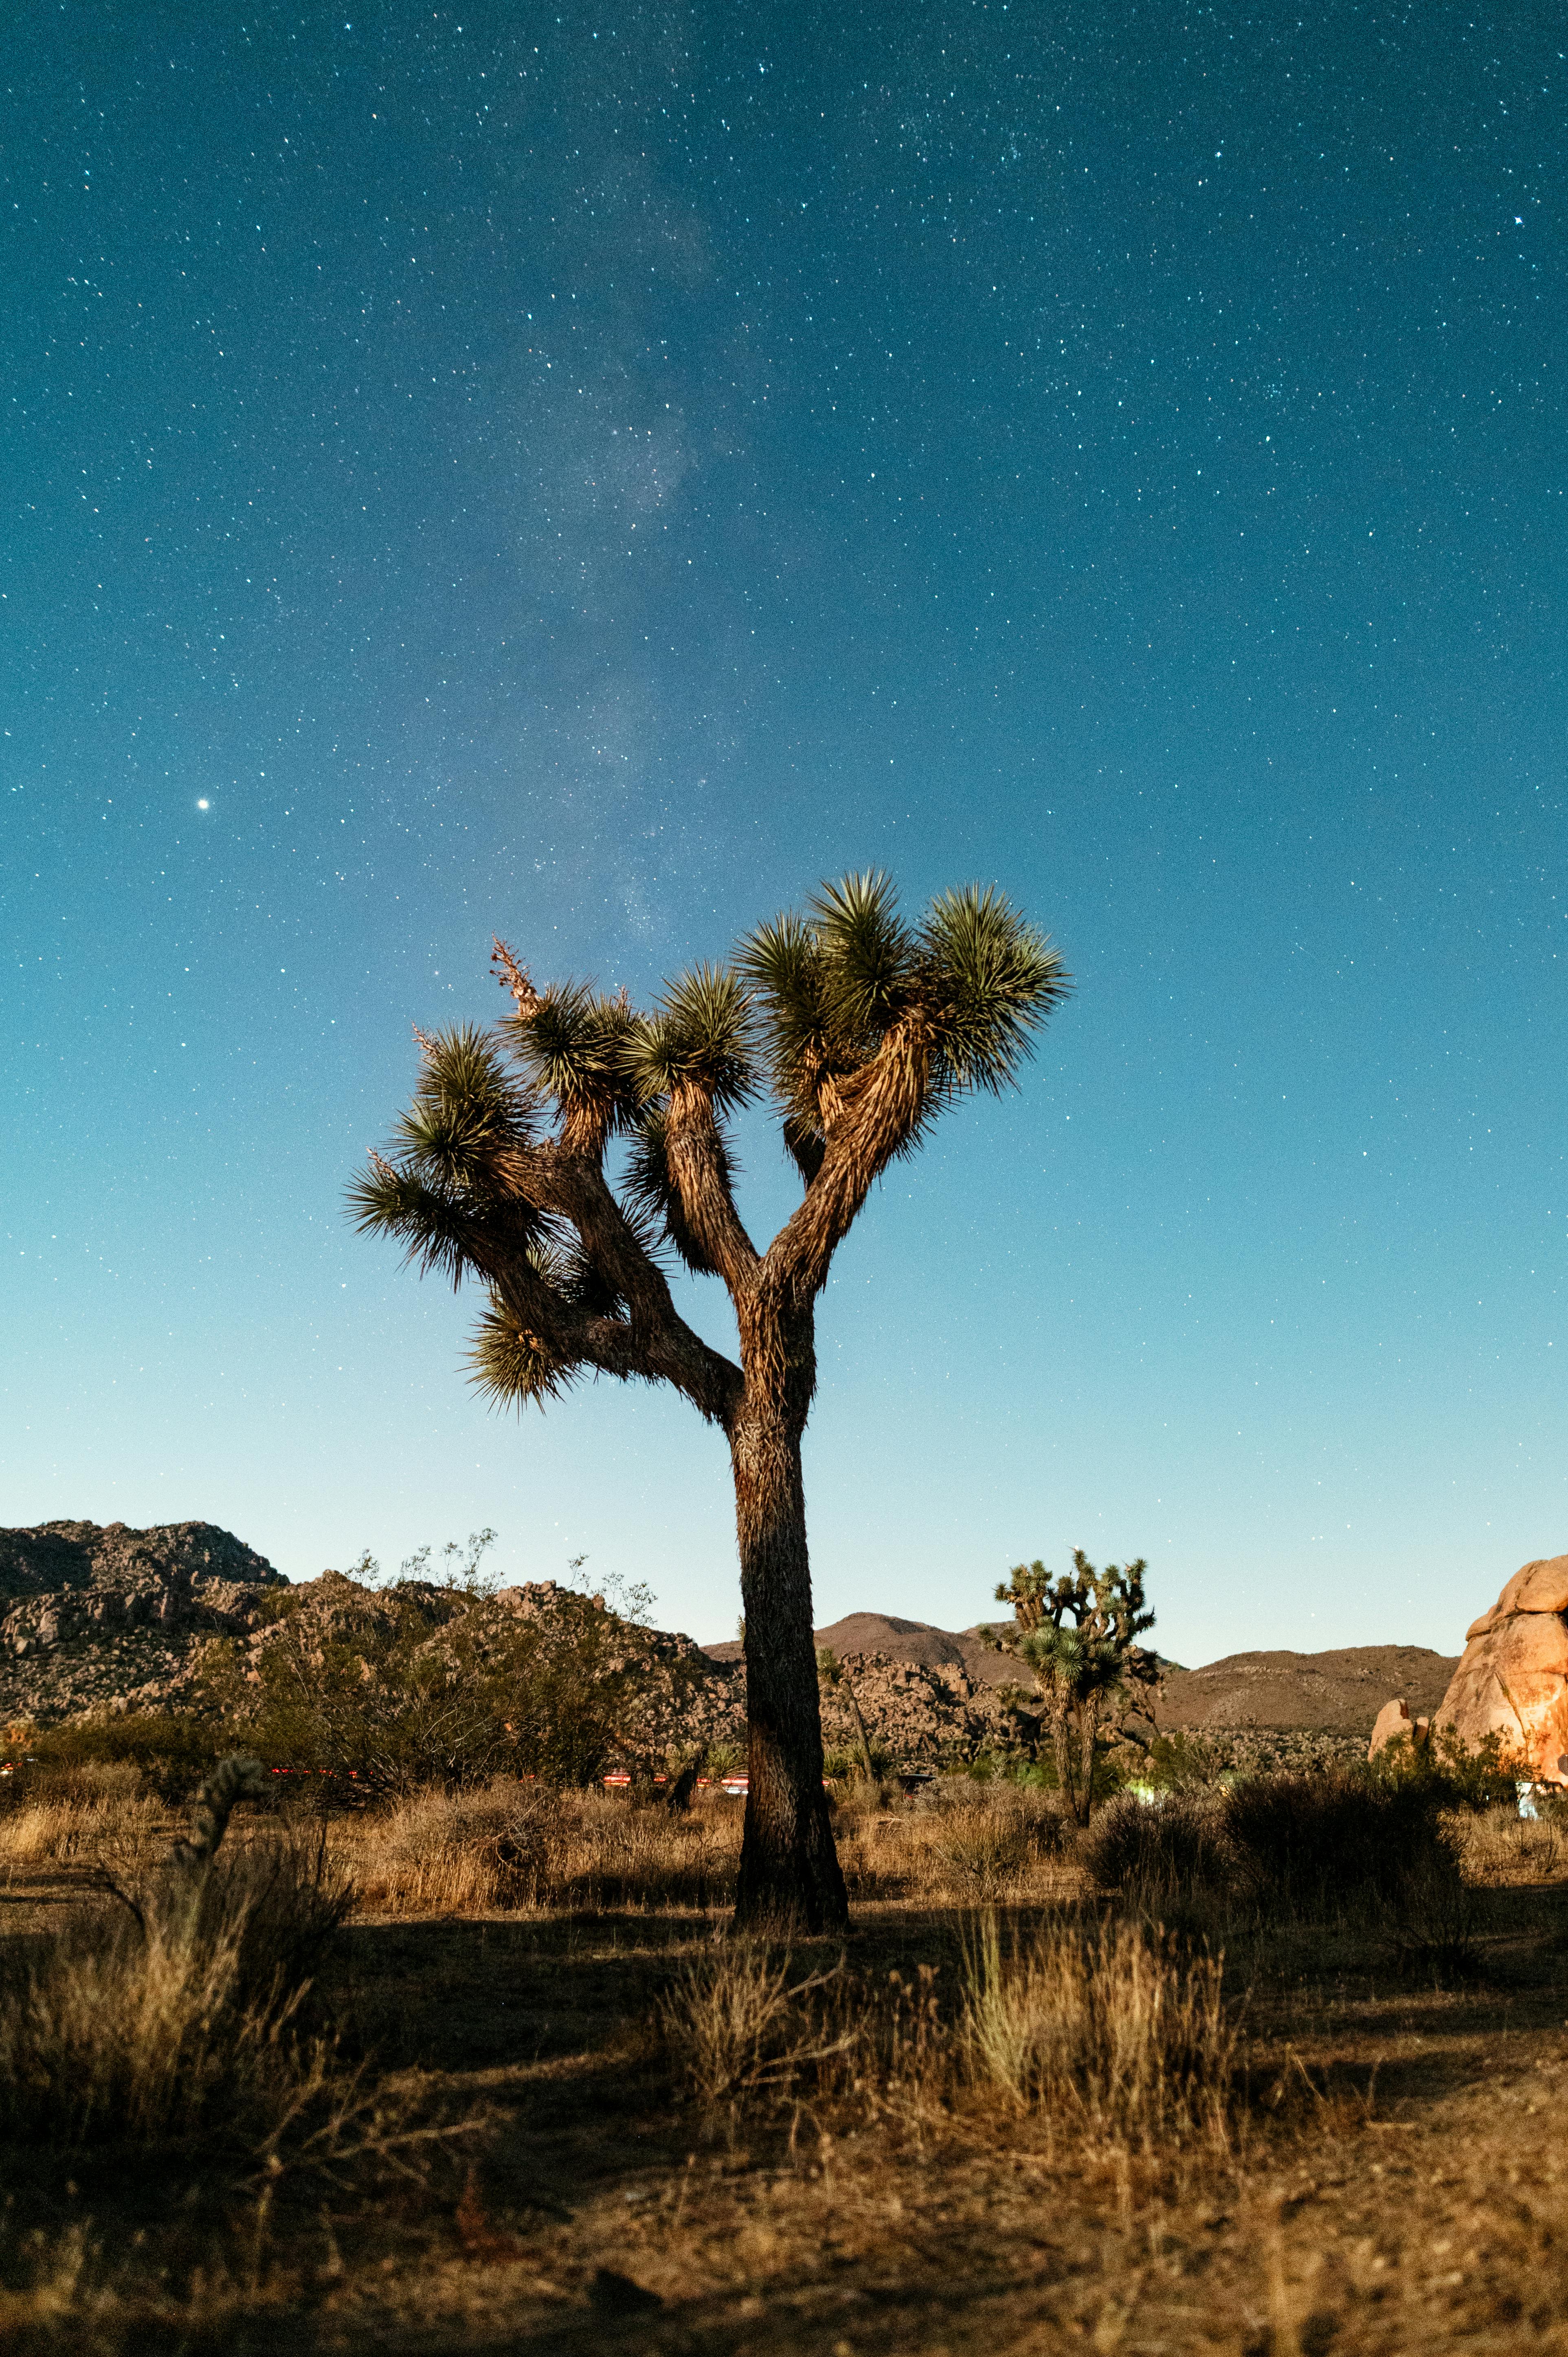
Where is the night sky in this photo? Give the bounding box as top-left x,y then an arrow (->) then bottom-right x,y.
5,2 -> 1564,1664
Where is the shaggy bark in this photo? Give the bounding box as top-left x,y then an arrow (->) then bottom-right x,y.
730,1391 -> 846,1932
1074,1692 -> 1100,1829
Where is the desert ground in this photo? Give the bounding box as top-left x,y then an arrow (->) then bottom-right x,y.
3,1761 -> 1568,2357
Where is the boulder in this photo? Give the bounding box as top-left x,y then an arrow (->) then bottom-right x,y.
1464,1553 -> 1568,1640
1368,1698 -> 1430,1758
1438,1553 -> 1568,1785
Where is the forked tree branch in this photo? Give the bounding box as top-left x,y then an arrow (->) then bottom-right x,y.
525,1146 -> 744,1425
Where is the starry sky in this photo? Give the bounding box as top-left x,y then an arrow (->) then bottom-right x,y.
4,1 -> 1564,1665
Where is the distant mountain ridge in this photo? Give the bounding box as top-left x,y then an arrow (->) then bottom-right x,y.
0,1521 -> 1459,1744
703,1612 -> 1459,1736
704,1610 -> 1032,1692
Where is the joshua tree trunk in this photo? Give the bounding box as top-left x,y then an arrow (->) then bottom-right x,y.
1075,1691 -> 1100,1828
1050,1681 -> 1077,1819
730,1369 -> 847,1931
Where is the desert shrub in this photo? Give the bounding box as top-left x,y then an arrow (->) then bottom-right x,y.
823,1743 -> 896,1784
1368,1723 -> 1526,1811
1146,1729 -> 1232,1793
1224,1770 -> 1464,1924
1082,1791 -> 1232,1924
961,1912 -> 1236,2148
11,1714 -> 223,1804
1085,1774 -> 1472,1952
201,1576 -> 654,1794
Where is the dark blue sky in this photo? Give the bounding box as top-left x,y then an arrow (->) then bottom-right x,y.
5,1 -> 1564,1662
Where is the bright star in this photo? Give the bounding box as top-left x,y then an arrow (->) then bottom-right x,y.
197,798 -> 210,810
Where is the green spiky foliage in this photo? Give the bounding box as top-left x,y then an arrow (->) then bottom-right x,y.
622,964 -> 757,1114
344,1025 -> 550,1289
350,874 -> 1071,1930
501,980 -> 642,1148
737,871 -> 1069,1178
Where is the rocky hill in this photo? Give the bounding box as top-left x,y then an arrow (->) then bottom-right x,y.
704,1609 -> 1033,1692
705,1612 -> 1459,1745
0,1521 -> 285,1727
0,1521 -> 1461,1770
1154,1643 -> 1458,1735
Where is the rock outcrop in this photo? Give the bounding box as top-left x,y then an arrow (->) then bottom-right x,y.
817,1649 -> 1017,1768
1368,1697 -> 1430,1758
0,1520 -> 285,1726
1436,1554 -> 1568,1784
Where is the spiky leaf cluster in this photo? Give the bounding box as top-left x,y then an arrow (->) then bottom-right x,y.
345,1026 -> 548,1286
466,1291 -> 578,1411
737,871 -> 1069,1159
502,982 -> 642,1142
621,965 -> 757,1114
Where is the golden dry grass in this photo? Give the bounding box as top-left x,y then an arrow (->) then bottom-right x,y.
0,1762 -> 166,1875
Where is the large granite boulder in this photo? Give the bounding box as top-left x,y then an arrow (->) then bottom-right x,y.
1436,1553 -> 1568,1785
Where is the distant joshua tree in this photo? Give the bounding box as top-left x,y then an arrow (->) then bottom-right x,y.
348,874 -> 1069,1927
988,1552 -> 1158,1825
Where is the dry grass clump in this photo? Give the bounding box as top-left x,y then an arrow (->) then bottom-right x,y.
0,1828 -> 354,2158
661,1948 -> 855,2106
660,1902 -> 1238,2155
901,1783 -> 1072,1905
1463,1801 -> 1564,1886
0,1762 -> 166,1873
961,1911 -> 1238,2148
353,1781 -> 742,1915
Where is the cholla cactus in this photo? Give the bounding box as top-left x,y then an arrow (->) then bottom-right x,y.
349,873 -> 1069,1929
167,1752 -> 266,1872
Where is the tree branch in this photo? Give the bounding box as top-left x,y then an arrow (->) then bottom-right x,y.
513,1147 -> 744,1426
762,1013 -> 935,1304
663,1084 -> 760,1294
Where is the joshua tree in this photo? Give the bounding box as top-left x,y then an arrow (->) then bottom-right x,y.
348,873 -> 1068,1926
988,1552 -> 1158,1825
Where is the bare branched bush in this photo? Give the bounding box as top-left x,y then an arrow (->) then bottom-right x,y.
960,1913 -> 1237,2149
